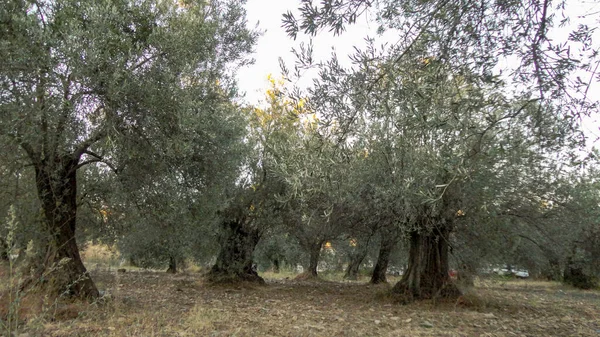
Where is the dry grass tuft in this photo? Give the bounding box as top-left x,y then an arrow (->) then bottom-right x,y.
185,305 -> 234,334
81,244 -> 121,270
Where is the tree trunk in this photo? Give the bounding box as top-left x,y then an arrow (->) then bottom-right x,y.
166,256 -> 177,274
392,227 -> 460,300
207,219 -> 264,284
0,238 -> 8,261
563,260 -> 594,289
344,239 -> 369,280
344,254 -> 364,280
272,258 -> 280,273
307,241 -> 322,277
370,236 -> 396,284
543,257 -> 562,281
27,156 -> 99,299
563,249 -> 596,289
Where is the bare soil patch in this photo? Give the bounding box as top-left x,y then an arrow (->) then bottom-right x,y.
2,266 -> 599,336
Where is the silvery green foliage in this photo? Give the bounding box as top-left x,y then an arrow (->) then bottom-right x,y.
0,0 -> 257,272
276,0 -> 597,281
283,0 -> 598,115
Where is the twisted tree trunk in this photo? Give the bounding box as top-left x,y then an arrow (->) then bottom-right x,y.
25,155 -> 99,299
271,257 -> 280,273
306,241 -> 322,277
370,236 -> 396,284
392,226 -> 460,301
344,249 -> 367,280
344,236 -> 371,280
207,219 -> 264,284
166,256 -> 178,274
0,238 -> 8,261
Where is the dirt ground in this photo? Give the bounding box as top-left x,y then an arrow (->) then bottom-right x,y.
3,265 -> 599,337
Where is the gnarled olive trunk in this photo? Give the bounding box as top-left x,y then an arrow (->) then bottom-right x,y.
207,219 -> 264,283
166,256 -> 178,274
344,247 -> 368,281
271,258 -> 280,273
370,236 -> 396,284
344,236 -> 371,280
306,241 -> 322,277
392,226 -> 460,300
0,238 -> 8,261
28,156 -> 99,299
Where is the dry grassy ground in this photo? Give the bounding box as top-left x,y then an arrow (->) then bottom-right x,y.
1,262 -> 599,337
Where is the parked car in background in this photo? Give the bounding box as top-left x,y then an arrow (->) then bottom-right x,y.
488,265 -> 530,278
514,270 -> 530,279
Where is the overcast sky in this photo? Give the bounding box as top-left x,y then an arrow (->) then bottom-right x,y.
237,0 -> 600,143
237,0 -> 385,105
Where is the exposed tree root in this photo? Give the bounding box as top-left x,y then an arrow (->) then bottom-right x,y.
391,280 -> 461,304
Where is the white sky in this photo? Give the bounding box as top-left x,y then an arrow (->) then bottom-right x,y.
237,0 -> 384,105
237,0 -> 600,145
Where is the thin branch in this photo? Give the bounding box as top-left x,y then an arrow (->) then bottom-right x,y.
6,132 -> 39,165
530,0 -> 550,100
466,98 -> 539,159
54,73 -> 73,150
37,71 -> 49,157
76,157 -> 118,173
583,58 -> 600,104
83,150 -> 102,160
367,0 -> 451,94
130,52 -> 167,72
76,158 -> 102,169
77,150 -> 118,173
73,128 -> 107,159
20,141 -> 38,165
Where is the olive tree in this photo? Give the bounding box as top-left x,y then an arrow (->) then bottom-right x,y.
0,0 -> 256,298
279,0 -> 593,300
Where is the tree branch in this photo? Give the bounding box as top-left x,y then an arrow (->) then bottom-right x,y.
530,0 -> 550,100
20,141 -> 38,165
76,150 -> 119,173
73,128 -> 107,160
37,71 -> 50,157
54,73 -> 73,151
130,52 -> 167,72
6,132 -> 40,166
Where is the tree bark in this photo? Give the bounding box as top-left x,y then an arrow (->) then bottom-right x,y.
207,219 -> 264,284
392,226 -> 460,300
563,248 -> 596,289
272,258 -> 280,273
27,155 -> 99,299
370,235 -> 396,284
344,239 -> 370,280
307,241 -> 322,277
166,256 -> 177,274
0,238 -> 8,261
344,252 -> 365,280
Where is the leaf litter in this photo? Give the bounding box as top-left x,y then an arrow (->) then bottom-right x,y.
20,270 -> 600,336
